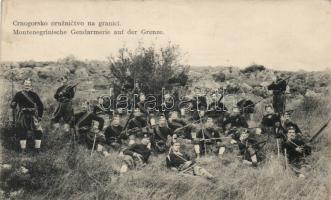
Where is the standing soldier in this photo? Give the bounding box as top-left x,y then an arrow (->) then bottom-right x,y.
104,115 -> 127,150
11,79 -> 44,154
74,101 -> 105,152
150,116 -> 173,153
267,75 -> 288,114
52,76 -> 76,133
193,117 -> 225,158
282,127 -> 312,177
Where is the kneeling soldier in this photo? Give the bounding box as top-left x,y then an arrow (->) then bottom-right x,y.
120,136 -> 151,174
166,141 -> 214,179
52,76 -> 76,133
11,79 -> 44,154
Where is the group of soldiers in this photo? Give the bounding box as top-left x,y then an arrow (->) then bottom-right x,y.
10,75 -> 316,178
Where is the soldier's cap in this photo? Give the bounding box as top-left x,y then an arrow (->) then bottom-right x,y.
23,78 -> 32,85
287,126 -> 296,132
284,110 -> 294,115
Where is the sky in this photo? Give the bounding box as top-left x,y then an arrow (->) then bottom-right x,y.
1,0 -> 331,71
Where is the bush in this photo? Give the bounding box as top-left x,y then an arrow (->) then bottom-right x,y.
241,64 -> 265,74
212,72 -> 226,82
109,45 -> 190,95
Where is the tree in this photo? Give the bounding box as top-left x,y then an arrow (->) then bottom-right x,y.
109,44 -> 190,97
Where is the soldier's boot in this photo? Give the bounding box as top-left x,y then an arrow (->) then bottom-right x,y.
194,144 -> 201,159
120,164 -> 129,175
19,140 -> 27,154
218,147 -> 225,158
63,123 -> 70,134
34,140 -> 41,154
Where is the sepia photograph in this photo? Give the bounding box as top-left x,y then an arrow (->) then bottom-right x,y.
0,0 -> 330,199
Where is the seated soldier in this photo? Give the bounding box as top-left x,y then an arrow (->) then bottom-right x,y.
168,111 -> 192,140
282,127 -> 312,177
74,101 -> 105,152
223,106 -> 248,130
150,116 -> 173,153
127,108 -> 149,138
166,141 -> 214,179
120,136 -> 151,174
237,129 -> 259,167
207,92 -> 228,127
237,99 -> 255,121
261,105 -> 280,134
104,115 -> 127,150
135,93 -> 148,114
193,117 -> 225,158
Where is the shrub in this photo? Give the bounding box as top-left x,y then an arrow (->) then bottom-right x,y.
241,64 -> 265,74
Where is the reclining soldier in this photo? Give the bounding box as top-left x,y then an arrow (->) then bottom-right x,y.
166,141 -> 214,179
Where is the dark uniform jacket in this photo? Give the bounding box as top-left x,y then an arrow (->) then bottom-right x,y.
123,144 -> 151,163
196,127 -> 221,144
267,79 -> 287,95
11,90 -> 44,118
104,125 -> 126,144
152,126 -> 173,141
207,101 -> 228,117
166,149 -> 191,169
282,139 -> 311,164
238,138 -> 257,161
237,99 -> 255,114
224,115 -> 248,128
261,114 -> 280,128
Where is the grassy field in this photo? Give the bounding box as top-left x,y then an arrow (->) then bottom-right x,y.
0,63 -> 330,200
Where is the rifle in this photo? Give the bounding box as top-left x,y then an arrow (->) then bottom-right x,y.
309,118 -> 331,143
10,66 -> 16,127
198,137 -> 222,142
